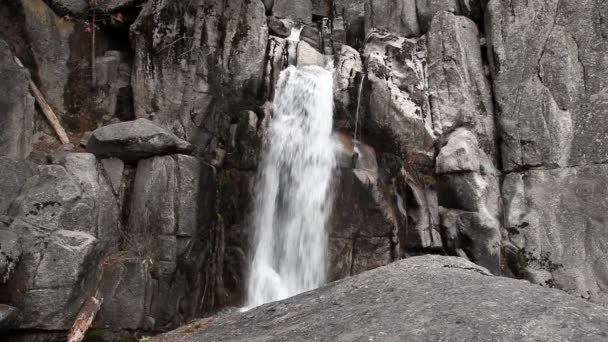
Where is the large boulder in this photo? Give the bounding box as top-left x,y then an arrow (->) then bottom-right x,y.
86,119 -> 193,161
154,256 -> 608,342
503,165 -> 608,305
0,40 -> 34,159
487,0 -> 608,171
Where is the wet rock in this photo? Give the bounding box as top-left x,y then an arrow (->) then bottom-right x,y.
155,256 -> 608,342
0,39 -> 34,159
365,0 -> 420,37
87,119 -> 193,161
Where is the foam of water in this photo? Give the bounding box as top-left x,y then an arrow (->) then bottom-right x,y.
244,65 -> 336,310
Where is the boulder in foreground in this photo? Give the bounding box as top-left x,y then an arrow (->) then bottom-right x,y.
155,256 -> 608,342
86,119 -> 192,161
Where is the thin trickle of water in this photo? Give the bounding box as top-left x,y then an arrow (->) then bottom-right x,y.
353,74 -> 365,144
244,65 -> 336,309
287,26 -> 303,41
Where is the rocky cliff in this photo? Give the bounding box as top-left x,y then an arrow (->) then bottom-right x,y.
0,0 -> 607,340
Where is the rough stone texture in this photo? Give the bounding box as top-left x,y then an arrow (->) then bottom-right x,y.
427,12 -> 495,157
0,158 -> 37,215
21,0 -> 73,121
333,45 -> 363,125
0,304 -> 20,331
87,119 -> 193,161
0,39 -> 34,159
273,0 -> 312,24
0,153 -> 120,330
416,0 -> 461,32
503,165 -> 608,304
43,0 -> 88,15
436,129 -> 501,274
296,41 -> 324,67
333,0 -> 367,48
131,0 -> 268,141
363,32 -> 435,169
155,256 -> 608,342
103,154 -> 218,330
487,0 -> 608,171
365,0 -> 420,37
93,50 -> 133,122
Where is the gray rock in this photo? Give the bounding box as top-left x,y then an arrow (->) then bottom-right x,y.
93,50 -> 132,122
21,0 -> 73,121
427,12 -> 495,157
87,119 -> 193,161
0,304 -> 19,331
503,165 -> 608,304
0,230 -> 21,283
436,129 -> 501,274
363,32 -> 435,168
93,0 -> 140,12
416,0 -> 461,32
333,0 -> 367,47
156,256 -> 608,342
273,0 -> 312,23
44,0 -> 88,15
131,0 -> 268,141
365,0 -> 420,37
487,0 -> 608,171
0,158 -> 37,215
333,45 -> 363,124
296,41 -> 324,67
100,157 -> 124,195
100,154 -> 217,330
0,40 -> 34,159
267,16 -> 295,37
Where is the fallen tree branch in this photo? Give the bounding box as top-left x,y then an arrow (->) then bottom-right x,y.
13,56 -> 70,145
66,294 -> 103,342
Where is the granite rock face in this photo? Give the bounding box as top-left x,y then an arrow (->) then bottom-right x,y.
131,0 -> 268,141
0,40 -> 34,159
487,0 -> 608,171
154,256 -> 608,342
503,165 -> 608,304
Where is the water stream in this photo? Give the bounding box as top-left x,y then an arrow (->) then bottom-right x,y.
244,64 -> 336,309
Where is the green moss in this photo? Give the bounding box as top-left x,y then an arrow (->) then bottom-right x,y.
479,164 -> 487,175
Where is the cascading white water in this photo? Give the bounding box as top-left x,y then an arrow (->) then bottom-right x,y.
245,65 -> 335,309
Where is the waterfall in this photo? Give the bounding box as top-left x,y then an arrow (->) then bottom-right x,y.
245,65 -> 336,309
